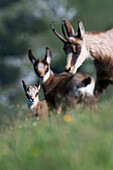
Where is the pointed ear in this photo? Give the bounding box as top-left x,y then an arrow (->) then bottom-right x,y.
62,19 -> 75,36
77,20 -> 85,39
22,80 -> 28,92
83,77 -> 91,87
45,47 -> 52,64
37,81 -> 40,91
28,49 -> 36,65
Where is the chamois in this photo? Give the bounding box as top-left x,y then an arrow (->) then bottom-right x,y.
50,19 -> 113,98
28,47 -> 96,112
22,80 -> 48,119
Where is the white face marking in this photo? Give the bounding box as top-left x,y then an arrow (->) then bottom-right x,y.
69,37 -> 75,41
38,63 -> 45,71
73,61 -> 82,74
73,44 -> 89,74
72,67 -> 77,74
42,69 -> 50,83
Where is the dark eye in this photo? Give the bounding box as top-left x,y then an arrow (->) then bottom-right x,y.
76,45 -> 81,53
35,92 -> 39,97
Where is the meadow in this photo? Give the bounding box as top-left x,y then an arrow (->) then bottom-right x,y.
0,100 -> 113,170
1,0 -> 113,169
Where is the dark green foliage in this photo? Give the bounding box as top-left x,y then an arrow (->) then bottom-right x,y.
0,63 -> 20,86
0,0 -> 48,87
4,11 -> 47,34
0,11 -> 47,57
0,0 -> 21,8
0,31 -> 28,56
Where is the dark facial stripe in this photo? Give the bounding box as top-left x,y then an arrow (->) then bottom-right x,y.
45,67 -> 49,75
71,48 -> 81,66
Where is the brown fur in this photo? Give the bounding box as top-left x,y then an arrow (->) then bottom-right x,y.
22,80 -> 48,120
28,48 -> 96,112
51,19 -> 113,99
41,71 -> 96,110
34,100 -> 48,120
41,71 -> 71,108
85,28 -> 113,97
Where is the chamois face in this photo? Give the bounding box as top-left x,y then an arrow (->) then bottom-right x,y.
22,80 -> 40,105
34,59 -> 49,78
63,39 -> 88,74
28,47 -> 51,83
50,19 -> 89,74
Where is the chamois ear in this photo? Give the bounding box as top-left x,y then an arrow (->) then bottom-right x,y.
22,80 -> 28,92
77,20 -> 85,39
62,19 -> 75,36
45,47 -> 52,64
36,81 -> 40,91
28,49 -> 36,65
83,77 -> 91,87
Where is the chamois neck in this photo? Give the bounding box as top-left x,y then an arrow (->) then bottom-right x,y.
85,29 -> 113,60
42,70 -> 54,85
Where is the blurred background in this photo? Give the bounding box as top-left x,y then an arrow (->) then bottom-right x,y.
0,0 -> 113,112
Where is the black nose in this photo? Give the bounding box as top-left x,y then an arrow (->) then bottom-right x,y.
65,67 -> 71,72
30,98 -> 34,102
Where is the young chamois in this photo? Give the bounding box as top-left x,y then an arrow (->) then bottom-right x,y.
22,80 -> 48,119
50,19 -> 113,98
28,47 -> 96,112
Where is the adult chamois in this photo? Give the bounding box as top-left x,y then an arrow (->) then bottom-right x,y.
50,19 -> 113,98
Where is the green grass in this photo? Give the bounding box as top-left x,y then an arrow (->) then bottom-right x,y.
0,101 -> 113,170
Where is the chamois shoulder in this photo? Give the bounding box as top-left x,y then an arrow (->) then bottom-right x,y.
86,27 -> 113,35
54,72 -> 71,77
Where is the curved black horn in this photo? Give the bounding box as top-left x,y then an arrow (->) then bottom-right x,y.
62,21 -> 71,42
62,20 -> 73,43
62,19 -> 75,36
50,22 -> 67,43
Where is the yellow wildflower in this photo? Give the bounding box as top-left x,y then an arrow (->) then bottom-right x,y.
64,114 -> 71,122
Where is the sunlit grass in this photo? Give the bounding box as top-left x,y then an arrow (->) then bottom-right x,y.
0,101 -> 113,170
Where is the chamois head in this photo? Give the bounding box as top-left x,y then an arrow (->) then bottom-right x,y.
50,19 -> 89,74
22,80 -> 40,105
28,47 -> 52,83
